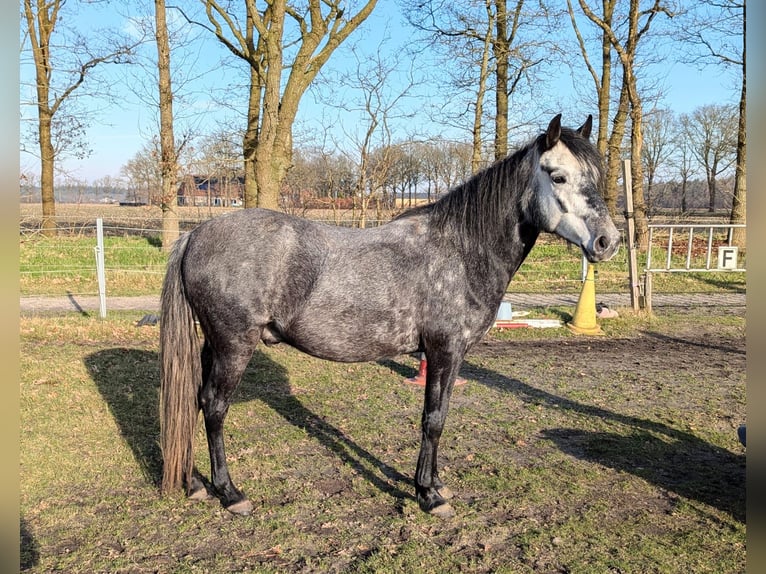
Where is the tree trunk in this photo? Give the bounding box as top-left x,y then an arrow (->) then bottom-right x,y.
155,0 -> 179,252
627,75 -> 648,250
605,82 -> 629,217
645,172 -> 654,216
730,0 -> 746,248
730,79 -> 746,246
25,0 -> 58,236
204,0 -> 377,209
494,0 -> 508,160
242,14 -> 262,209
567,0 -> 615,205
254,152 -> 288,211
472,0 -> 494,173
243,66 -> 261,208
39,110 -> 57,236
25,0 -> 134,235
595,1 -> 615,160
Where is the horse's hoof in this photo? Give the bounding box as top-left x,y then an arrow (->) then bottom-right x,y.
188,486 -> 212,501
437,486 -> 454,500
428,502 -> 455,519
226,499 -> 254,516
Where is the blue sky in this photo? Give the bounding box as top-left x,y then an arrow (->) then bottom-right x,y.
19,1 -> 741,185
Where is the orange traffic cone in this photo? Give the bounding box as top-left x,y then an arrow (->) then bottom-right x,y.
566,263 -> 604,336
404,353 -> 429,385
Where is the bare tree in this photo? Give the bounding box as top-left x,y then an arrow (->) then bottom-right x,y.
679,0 -> 745,244
119,0 -> 205,246
178,0 -> 377,210
566,0 -> 615,161
641,108 -> 675,215
190,131 -> 244,206
679,104 -> 737,213
406,0 -> 555,166
375,141 -> 410,207
20,171 -> 40,204
413,139 -> 473,201
566,0 -> 624,214
575,0 -> 676,249
279,144 -> 358,220
333,43 -> 418,227
154,0 -> 178,251
492,0 -> 552,158
91,175 -> 124,203
280,147 -> 323,216
121,140 -> 163,204
670,126 -> 695,214
22,0 -> 138,235
408,0 -> 495,172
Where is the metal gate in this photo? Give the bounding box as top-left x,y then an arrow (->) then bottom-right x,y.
642,223 -> 745,312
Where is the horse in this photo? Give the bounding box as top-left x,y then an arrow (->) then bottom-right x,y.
159,114 -> 621,518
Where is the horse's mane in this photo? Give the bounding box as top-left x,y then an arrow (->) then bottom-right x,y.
396,126 -> 602,250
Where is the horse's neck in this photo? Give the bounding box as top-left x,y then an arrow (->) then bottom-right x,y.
461,213 -> 540,305
510,220 -> 540,275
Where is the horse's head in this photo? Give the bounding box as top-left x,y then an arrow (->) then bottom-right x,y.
530,114 -> 620,262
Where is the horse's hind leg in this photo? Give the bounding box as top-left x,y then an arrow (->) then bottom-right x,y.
199,339 -> 255,515
415,343 -> 464,518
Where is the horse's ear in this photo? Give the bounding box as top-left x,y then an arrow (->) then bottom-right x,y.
546,114 -> 562,149
577,115 -> 593,139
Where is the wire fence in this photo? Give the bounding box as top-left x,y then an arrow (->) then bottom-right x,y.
19,205 -> 745,311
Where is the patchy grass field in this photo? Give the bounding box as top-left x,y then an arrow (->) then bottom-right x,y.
20,309 -> 745,573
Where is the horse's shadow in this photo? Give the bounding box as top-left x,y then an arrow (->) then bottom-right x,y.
85,347 -> 745,522
238,352 -> 411,500
20,516 -> 38,571
458,359 -> 746,523
84,348 -> 412,504
390,354 -> 746,521
84,349 -> 163,484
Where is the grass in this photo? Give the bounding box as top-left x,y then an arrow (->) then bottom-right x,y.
19,232 -> 745,298
20,310 -> 746,573
20,235 -> 168,296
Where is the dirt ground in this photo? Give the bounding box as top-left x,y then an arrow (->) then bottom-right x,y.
473,316 -> 746,376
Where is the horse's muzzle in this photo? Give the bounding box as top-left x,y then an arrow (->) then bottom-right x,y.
586,227 -> 621,262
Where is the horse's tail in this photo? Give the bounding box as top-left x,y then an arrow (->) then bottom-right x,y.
159,232 -> 201,494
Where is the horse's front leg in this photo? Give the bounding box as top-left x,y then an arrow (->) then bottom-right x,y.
415,345 -> 464,518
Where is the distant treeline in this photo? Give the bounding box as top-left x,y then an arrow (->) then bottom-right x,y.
19,175 -> 735,214
20,186 -> 129,205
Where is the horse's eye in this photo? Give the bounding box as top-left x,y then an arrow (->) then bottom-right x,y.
551,174 -> 567,185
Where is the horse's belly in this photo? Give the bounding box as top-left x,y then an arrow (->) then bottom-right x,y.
284,311 -> 419,363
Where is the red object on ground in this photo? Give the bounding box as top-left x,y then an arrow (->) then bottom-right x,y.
404,354 -> 467,386
492,320 -> 529,329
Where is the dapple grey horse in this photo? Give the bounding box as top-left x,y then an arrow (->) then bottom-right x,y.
159,114 -> 620,518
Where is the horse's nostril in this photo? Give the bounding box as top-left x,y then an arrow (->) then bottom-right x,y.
595,235 -> 608,253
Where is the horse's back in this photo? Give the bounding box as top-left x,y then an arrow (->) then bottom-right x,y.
179,210 -> 320,326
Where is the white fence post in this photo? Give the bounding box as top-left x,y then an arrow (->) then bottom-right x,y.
95,218 -> 107,319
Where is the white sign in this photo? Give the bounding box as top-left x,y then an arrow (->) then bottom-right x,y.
717,246 -> 739,270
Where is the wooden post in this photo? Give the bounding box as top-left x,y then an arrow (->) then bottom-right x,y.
622,160 -> 641,311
